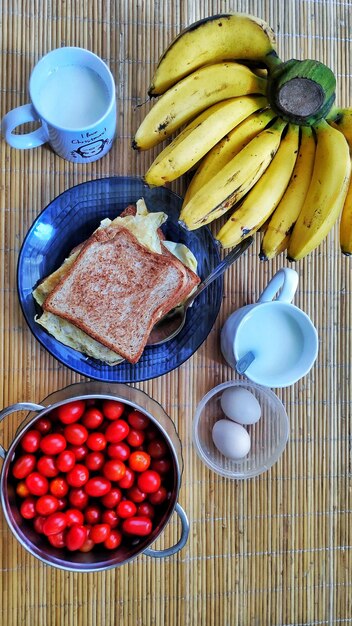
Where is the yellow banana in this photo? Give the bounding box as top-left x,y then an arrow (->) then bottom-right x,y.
260,125 -> 316,260
182,108 -> 276,206
339,161 -> 352,255
133,62 -> 267,150
216,124 -> 299,248
327,107 -> 352,145
144,96 -> 267,186
149,13 -> 277,95
179,118 -> 287,230
287,120 -> 351,261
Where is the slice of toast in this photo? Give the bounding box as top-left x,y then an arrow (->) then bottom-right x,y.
43,226 -> 197,364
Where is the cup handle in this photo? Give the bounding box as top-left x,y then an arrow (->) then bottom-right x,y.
2,104 -> 48,149
0,402 -> 45,458
257,268 -> 299,303
143,503 -> 189,558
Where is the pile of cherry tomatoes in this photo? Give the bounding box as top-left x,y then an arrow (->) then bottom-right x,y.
11,398 -> 173,553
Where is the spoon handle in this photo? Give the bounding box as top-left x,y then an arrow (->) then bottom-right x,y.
185,236 -> 253,307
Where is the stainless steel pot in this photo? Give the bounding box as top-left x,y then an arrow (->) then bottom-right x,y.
0,381 -> 189,572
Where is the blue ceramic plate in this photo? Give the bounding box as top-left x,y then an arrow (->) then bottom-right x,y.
17,176 -> 222,383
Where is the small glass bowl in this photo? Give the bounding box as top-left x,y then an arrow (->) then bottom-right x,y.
193,380 -> 289,479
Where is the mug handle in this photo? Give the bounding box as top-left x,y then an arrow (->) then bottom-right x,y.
143,503 -> 189,558
0,402 -> 45,458
258,268 -> 299,303
2,104 -> 49,149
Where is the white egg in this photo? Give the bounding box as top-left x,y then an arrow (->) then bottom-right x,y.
220,387 -> 261,425
212,419 -> 251,460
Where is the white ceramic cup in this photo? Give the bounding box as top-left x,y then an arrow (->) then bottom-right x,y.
1,47 -> 116,163
220,268 -> 319,388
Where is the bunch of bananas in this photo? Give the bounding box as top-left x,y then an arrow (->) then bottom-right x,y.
133,13 -> 352,260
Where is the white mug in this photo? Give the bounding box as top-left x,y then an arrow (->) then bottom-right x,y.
220,268 -> 319,388
1,47 -> 116,163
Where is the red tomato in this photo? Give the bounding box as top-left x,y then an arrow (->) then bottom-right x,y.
79,538 -> 95,553
57,400 -> 85,424
85,451 -> 105,472
127,429 -> 145,448
56,450 -> 76,473
16,481 -> 30,498
65,508 -> 84,527
101,509 -> 119,528
42,512 -> 67,536
49,477 -> 69,498
151,458 -> 172,474
68,444 -> 88,461
47,531 -> 66,548
35,494 -> 59,516
102,400 -> 125,421
33,515 -> 46,534
25,472 -> 49,496
127,410 -> 150,430
37,455 -> 59,478
35,418 -> 52,434
137,470 -> 161,494
122,516 -> 152,536
12,454 -> 36,479
64,424 -> 88,446
86,432 -> 107,451
82,407 -> 104,429
104,529 -> 122,550
66,524 -> 88,551
56,497 -> 67,511
84,505 -> 101,525
118,467 -> 135,490
40,433 -> 66,456
149,486 -> 168,505
103,459 -> 126,482
66,464 -> 89,488
101,488 -> 122,509
90,523 -> 110,544
68,488 -> 89,510
20,497 -> 37,519
127,486 -> 147,503
147,439 -> 168,459
20,429 -> 41,453
84,477 -> 111,497
105,420 -> 130,443
145,426 -> 158,441
116,500 -> 137,519
107,442 -> 130,461
129,451 -> 151,472
137,502 -> 155,519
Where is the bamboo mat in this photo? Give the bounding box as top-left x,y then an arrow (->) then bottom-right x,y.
0,0 -> 351,624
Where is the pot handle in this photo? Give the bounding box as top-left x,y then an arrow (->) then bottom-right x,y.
144,502 -> 189,559
0,403 -> 45,458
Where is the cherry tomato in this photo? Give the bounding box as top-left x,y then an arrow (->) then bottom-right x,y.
42,512 -> 67,536
12,454 -> 36,479
66,524 -> 88,551
151,458 -> 172,474
35,418 -> 52,434
137,502 -> 155,519
147,439 -> 168,460
85,451 -> 105,472
103,459 -> 126,482
84,505 -> 101,525
127,486 -> 147,503
122,516 -> 152,536
118,467 -> 135,490
47,531 -> 66,548
104,529 -> 122,550
137,470 -> 161,494
65,508 -> 84,527
57,400 -> 85,424
102,400 -> 125,421
127,410 -> 150,430
82,407 -> 104,429
116,500 -> 137,519
40,433 -> 66,456
16,480 -> 30,498
79,538 -> 95,553
20,497 -> 37,519
66,464 -> 89,488
56,450 -> 76,473
145,426 -> 158,441
20,429 -> 41,453
68,444 -> 88,461
90,523 -> 111,544
102,509 -> 119,528
37,455 -> 59,478
64,424 -> 88,446
107,442 -> 130,461
149,486 -> 168,505
68,488 -> 89,510
35,494 -> 59,516
101,488 -> 122,509
33,515 -> 46,534
129,451 -> 151,472
25,472 -> 49,496
127,429 -> 145,448
56,497 -> 67,511
49,477 -> 69,498
86,432 -> 107,451
105,420 -> 130,443
84,477 -> 111,497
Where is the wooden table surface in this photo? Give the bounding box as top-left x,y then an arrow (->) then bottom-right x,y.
1,1 -> 351,624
